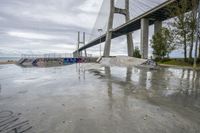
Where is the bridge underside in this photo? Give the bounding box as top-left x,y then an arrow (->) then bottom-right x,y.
74,0 -> 192,57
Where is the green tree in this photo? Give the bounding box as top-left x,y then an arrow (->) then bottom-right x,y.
188,0 -> 198,60
133,47 -> 141,58
151,28 -> 175,59
194,0 -> 200,68
199,40 -> 200,58
169,0 -> 191,61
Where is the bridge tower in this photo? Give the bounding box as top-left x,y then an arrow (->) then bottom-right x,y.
104,0 -> 134,57
74,32 -> 87,57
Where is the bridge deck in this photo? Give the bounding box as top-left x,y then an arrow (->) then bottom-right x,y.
75,0 -> 191,53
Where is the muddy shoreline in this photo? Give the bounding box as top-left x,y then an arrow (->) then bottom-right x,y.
0,61 -> 16,65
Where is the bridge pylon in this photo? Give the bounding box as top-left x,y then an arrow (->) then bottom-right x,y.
103,0 -> 134,57
74,32 -> 87,58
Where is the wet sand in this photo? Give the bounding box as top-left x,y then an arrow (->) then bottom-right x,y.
0,61 -> 16,65
159,64 -> 200,70
0,64 -> 200,133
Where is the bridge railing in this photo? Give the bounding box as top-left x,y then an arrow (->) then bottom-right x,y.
21,53 -> 93,59
21,53 -> 73,59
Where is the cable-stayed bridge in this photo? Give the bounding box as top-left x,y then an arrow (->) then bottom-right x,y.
74,0 -> 193,58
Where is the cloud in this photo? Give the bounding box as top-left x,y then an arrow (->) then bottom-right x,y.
7,31 -> 62,40
0,0 -> 103,56
0,0 -> 178,58
77,0 -> 103,13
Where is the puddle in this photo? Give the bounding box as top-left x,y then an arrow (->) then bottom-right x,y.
0,64 -> 199,133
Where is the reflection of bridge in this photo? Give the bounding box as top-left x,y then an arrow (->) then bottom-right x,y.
74,0 -> 192,59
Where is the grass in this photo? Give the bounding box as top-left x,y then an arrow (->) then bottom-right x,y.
158,59 -> 200,68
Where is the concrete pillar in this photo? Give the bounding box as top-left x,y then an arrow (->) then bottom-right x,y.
154,21 -> 162,34
77,32 -> 80,57
125,0 -> 134,57
83,32 -> 87,57
104,0 -> 115,57
140,18 -> 149,59
127,34 -> 134,57
104,0 -> 133,57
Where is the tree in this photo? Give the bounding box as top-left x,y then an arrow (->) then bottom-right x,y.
133,47 -> 141,58
151,28 -> 175,59
169,0 -> 191,61
188,0 -> 198,60
199,39 -> 200,58
194,0 -> 200,68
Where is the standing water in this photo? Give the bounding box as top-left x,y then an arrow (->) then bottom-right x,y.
0,64 -> 200,133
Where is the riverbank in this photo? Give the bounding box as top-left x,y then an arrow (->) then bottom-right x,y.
0,61 -> 16,65
158,59 -> 200,70
159,63 -> 200,70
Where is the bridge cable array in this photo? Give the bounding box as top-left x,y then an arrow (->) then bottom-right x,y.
87,0 -> 167,53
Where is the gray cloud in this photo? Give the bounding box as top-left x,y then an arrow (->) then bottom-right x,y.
0,0 -> 182,58
0,0 -> 103,56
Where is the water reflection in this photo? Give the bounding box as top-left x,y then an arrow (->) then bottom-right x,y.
105,67 -> 112,98
0,84 -> 1,94
76,63 -> 86,81
1,64 -> 199,132
89,66 -> 200,108
104,67 -> 135,96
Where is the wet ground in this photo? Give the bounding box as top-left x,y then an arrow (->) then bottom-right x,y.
0,64 -> 200,133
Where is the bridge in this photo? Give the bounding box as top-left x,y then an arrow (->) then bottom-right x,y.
74,0 -> 193,59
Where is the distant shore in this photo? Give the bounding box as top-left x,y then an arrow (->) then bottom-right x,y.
0,61 -> 17,65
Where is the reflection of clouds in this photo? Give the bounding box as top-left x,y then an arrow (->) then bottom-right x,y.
13,75 -> 53,84
163,88 -> 178,97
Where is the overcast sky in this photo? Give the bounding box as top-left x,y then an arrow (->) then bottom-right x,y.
0,0 -> 183,57
0,0 -> 105,57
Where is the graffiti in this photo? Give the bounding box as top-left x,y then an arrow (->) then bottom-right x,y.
0,110 -> 32,133
63,58 -> 85,64
18,57 -> 91,67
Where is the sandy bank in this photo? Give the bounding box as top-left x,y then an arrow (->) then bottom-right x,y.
159,63 -> 200,70
0,61 -> 16,65
99,56 -> 147,67
79,56 -> 147,70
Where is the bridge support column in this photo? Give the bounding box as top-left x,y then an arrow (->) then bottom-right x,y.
104,0 -> 134,57
140,18 -> 149,59
154,21 -> 162,34
127,33 -> 134,57
125,0 -> 134,57
104,0 -> 114,57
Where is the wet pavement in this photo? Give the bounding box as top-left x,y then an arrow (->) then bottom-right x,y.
0,64 -> 200,133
